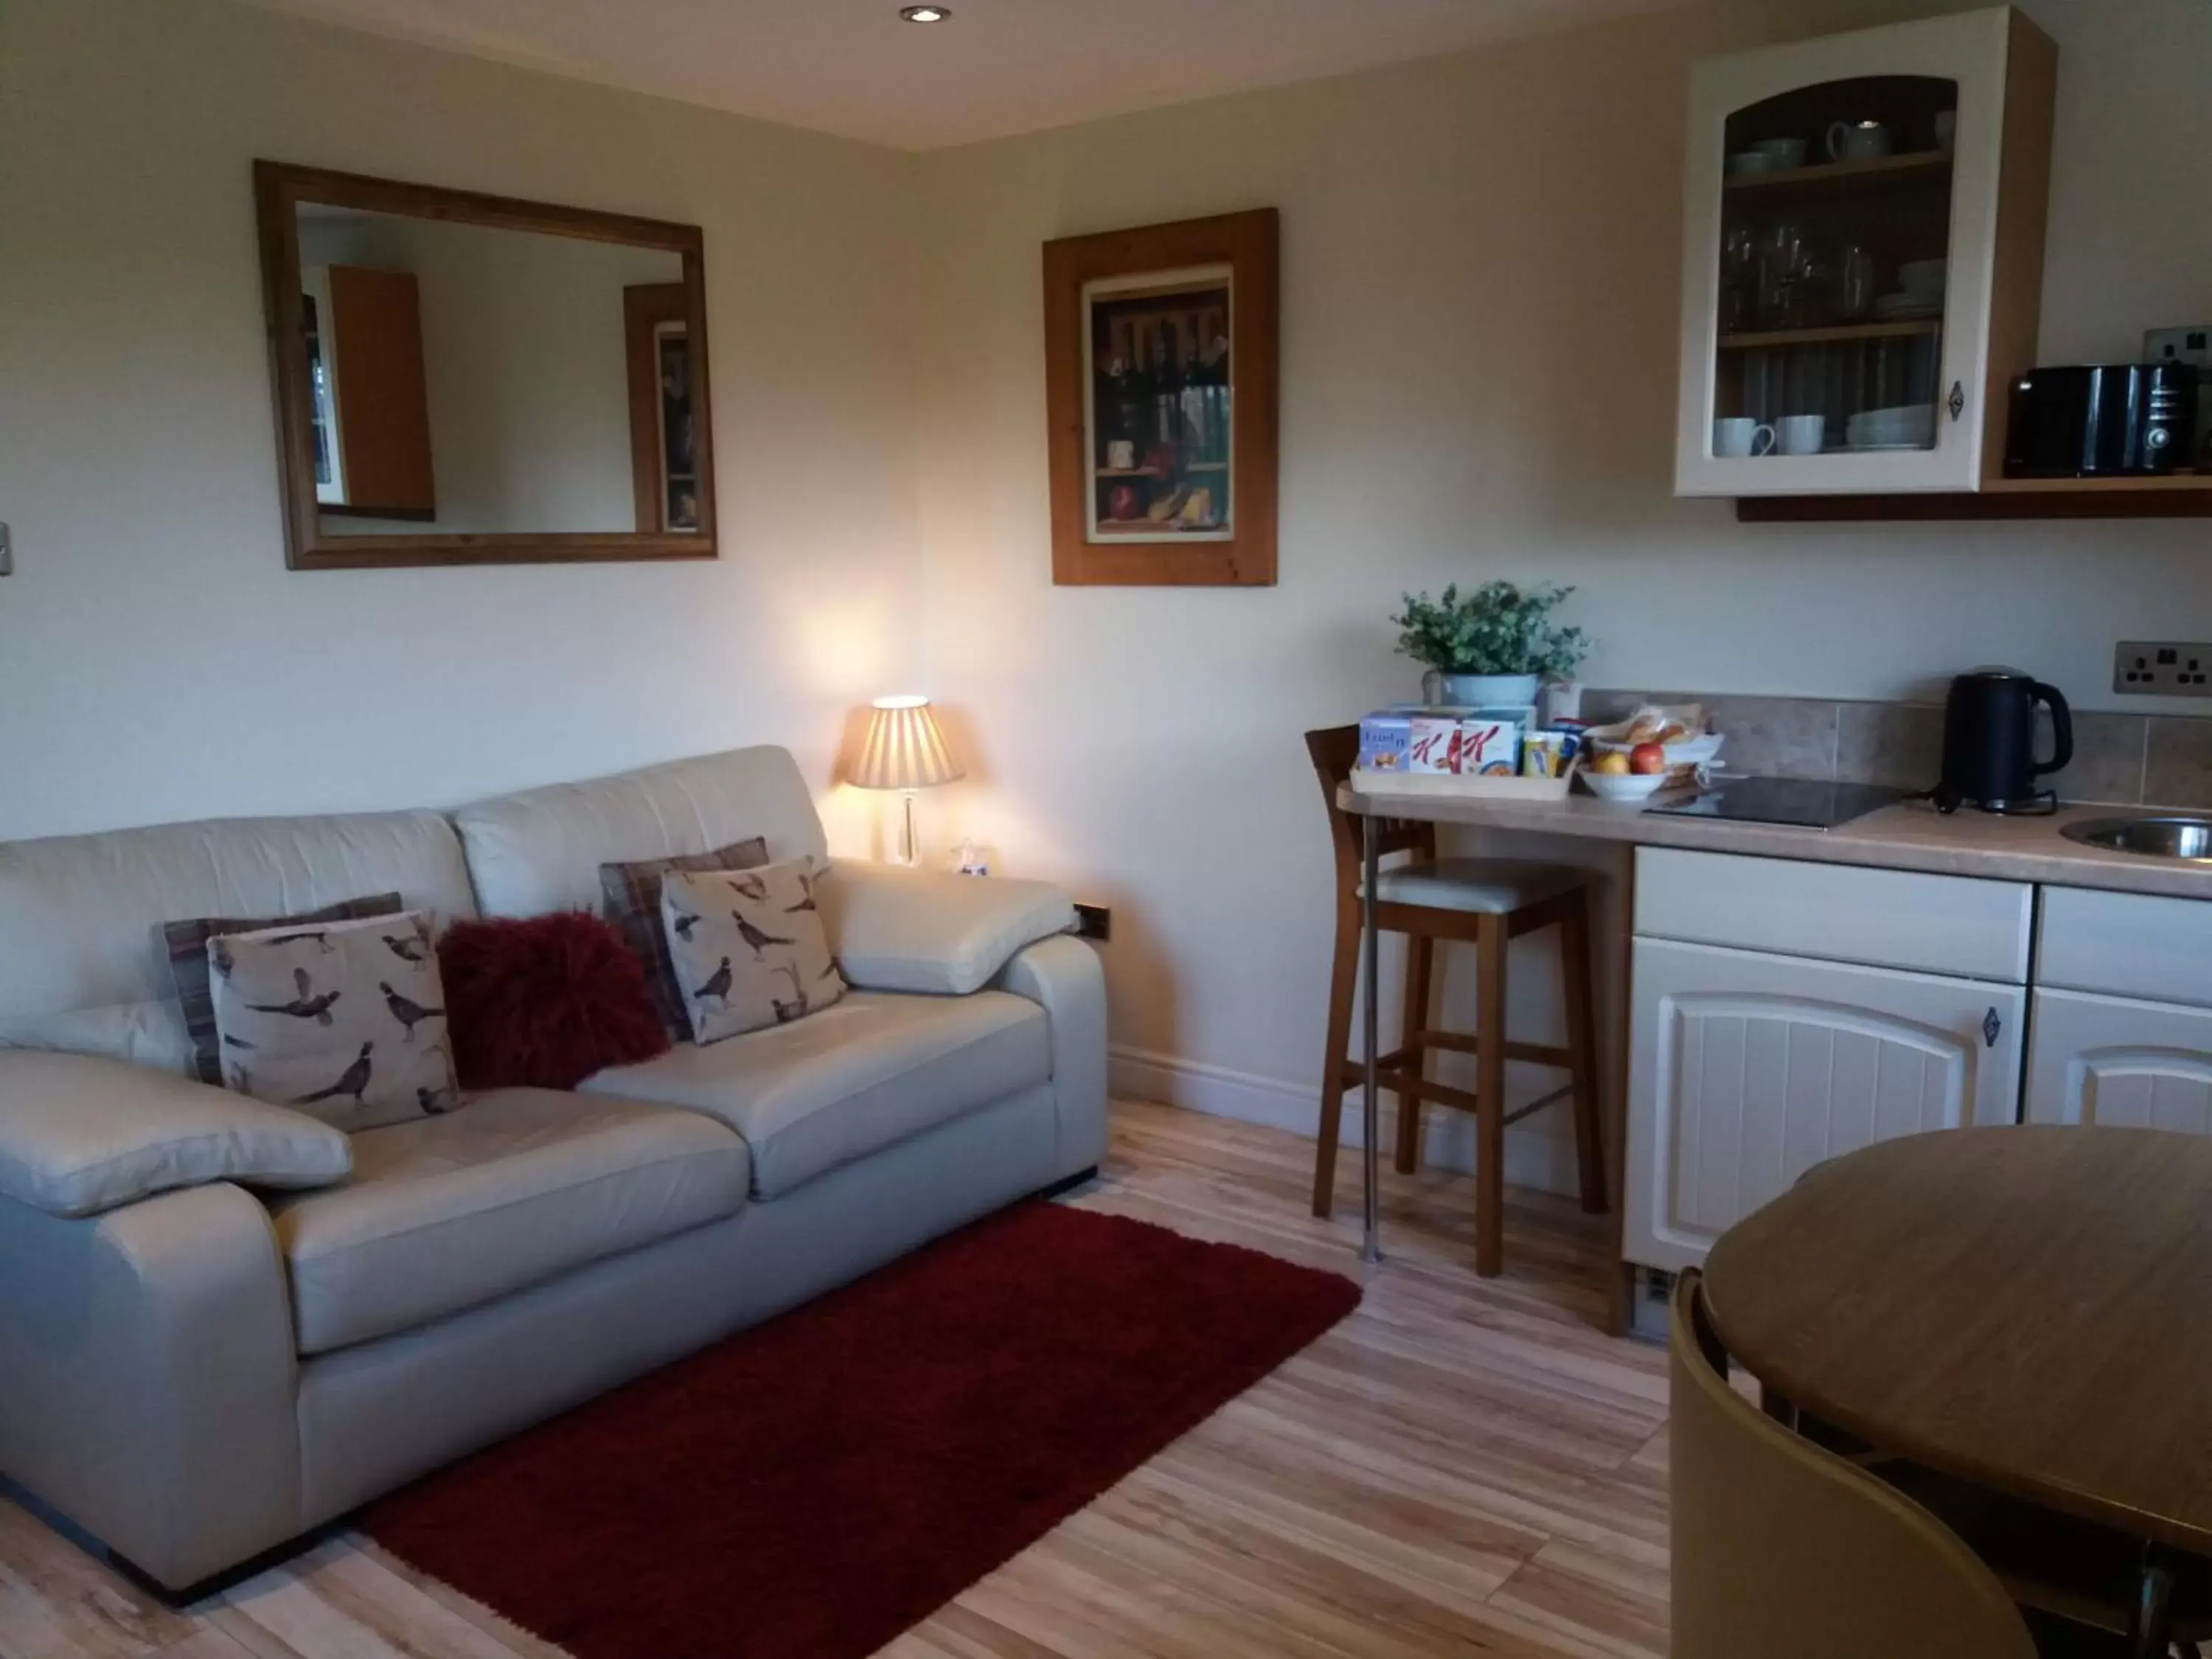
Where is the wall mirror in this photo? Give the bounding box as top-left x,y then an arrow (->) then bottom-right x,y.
254,161 -> 716,569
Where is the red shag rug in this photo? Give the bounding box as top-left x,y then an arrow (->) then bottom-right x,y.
361,1200 -> 1360,1659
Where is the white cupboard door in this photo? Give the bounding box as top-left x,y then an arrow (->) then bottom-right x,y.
1675,7 -> 2023,497
1626,938 -> 2024,1271
2025,989 -> 2212,1132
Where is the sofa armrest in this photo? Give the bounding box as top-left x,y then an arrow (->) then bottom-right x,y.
0,1048 -> 350,1217
0,1180 -> 304,1589
822,861 -> 1075,995
993,935 -> 1108,1174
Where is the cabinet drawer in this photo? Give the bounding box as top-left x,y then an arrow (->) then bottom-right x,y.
2038,886 -> 2212,1008
1635,848 -> 2031,983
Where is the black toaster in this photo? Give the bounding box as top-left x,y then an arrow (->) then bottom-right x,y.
2004,361 -> 2199,477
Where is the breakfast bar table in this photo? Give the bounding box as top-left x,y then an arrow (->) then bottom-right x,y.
1703,1126 -> 2212,1572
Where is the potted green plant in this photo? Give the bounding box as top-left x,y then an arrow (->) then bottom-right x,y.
1391,581 -> 1588,707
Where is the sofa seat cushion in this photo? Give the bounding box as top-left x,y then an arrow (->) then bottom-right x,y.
580,990 -> 1049,1199
268,1089 -> 748,1355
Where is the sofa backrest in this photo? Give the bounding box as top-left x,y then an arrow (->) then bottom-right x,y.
0,810 -> 476,1071
453,745 -> 828,918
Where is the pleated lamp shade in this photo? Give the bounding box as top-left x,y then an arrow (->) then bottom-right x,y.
852,696 -> 963,791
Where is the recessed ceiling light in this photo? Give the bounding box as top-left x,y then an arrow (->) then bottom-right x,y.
900,4 -> 951,20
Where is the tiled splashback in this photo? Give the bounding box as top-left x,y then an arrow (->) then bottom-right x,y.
1583,690 -> 2212,810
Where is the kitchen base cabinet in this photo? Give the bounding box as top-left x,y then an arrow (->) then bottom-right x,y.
2025,987 -> 2212,1131
1626,936 -> 2024,1271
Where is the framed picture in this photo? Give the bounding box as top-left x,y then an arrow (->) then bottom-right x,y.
1043,209 -> 1278,586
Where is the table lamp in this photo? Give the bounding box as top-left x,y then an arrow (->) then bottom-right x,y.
852,695 -> 964,866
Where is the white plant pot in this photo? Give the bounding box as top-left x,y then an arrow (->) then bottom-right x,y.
1424,671 -> 1542,709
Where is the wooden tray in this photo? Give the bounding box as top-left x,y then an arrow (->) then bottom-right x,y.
1349,770 -> 1572,801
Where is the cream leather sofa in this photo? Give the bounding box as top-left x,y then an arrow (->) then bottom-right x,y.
0,746 -> 1106,1595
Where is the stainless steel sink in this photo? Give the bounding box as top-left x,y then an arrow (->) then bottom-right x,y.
2061,815 -> 2212,862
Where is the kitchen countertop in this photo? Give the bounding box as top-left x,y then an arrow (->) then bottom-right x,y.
1338,783 -> 2212,900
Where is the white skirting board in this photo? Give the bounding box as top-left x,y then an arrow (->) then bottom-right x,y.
1108,1045 -> 1585,1197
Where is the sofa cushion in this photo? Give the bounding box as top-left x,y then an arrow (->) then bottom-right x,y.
0,809 -> 476,1072
661,861 -> 845,1044
164,893 -> 406,1084
268,1089 -> 748,1354
439,913 -> 669,1091
210,911 -> 459,1131
599,837 -> 769,1037
581,990 -> 1049,1198
455,747 -> 828,920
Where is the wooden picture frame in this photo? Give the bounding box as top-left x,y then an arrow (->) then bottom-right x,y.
1043,209 -> 1278,587
254,159 -> 717,570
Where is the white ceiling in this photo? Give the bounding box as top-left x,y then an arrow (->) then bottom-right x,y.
241,0 -> 1682,151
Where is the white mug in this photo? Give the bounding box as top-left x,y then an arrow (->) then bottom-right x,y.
1776,414 -> 1827,456
1714,417 -> 1775,459
1827,119 -> 1893,163
1105,439 -> 1136,470
1752,137 -> 1808,170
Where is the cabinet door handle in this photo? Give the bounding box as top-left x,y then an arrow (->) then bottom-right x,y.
1949,380 -> 1967,422
1983,1006 -> 2002,1048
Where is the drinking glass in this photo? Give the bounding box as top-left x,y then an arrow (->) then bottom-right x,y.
1837,244 -> 1877,321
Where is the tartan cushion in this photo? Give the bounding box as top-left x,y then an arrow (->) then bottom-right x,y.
164,893 -> 406,1084
598,838 -> 770,1038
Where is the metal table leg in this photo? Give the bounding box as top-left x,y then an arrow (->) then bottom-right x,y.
1361,809 -> 1382,1264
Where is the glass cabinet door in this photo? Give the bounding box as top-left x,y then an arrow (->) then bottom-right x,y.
1714,76 -> 1957,462
1674,9 -> 2046,498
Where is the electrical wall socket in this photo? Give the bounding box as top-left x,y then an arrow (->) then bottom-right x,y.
1072,902 -> 1112,942
2114,640 -> 2212,697
2146,326 -> 2212,371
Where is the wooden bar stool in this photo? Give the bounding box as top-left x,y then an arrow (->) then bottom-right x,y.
1305,725 -> 1608,1277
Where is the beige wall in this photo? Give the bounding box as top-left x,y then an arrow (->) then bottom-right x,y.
0,0 -> 923,843
907,0 -> 2212,1165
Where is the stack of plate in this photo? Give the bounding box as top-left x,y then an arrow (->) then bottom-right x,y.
1872,257 -> 1946,321
1846,403 -> 1935,451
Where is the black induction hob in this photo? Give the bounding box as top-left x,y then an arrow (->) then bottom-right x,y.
1644,776 -> 1912,830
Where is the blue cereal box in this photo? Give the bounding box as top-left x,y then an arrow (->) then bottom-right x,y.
1356,712 -> 1411,771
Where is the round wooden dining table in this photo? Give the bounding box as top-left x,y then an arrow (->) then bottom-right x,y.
1702,1124 -> 2212,1558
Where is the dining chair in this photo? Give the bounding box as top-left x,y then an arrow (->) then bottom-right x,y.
1304,725 -> 1606,1276
1669,1267 -> 2042,1659
1874,1462 -> 2212,1658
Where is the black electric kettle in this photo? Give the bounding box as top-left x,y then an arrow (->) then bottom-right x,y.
1933,668 -> 2072,813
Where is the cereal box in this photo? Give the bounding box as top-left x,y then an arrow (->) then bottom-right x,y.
1355,712 -> 1411,772
1405,715 -> 1465,774
1457,715 -> 1522,776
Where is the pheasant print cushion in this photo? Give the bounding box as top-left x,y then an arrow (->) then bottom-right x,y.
598,836 -> 771,1040
207,911 -> 460,1131
660,860 -> 846,1044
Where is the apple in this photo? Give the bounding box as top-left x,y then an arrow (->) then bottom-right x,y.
1629,742 -> 1669,776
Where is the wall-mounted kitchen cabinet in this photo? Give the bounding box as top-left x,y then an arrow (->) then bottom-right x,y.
1674,7 -> 2056,500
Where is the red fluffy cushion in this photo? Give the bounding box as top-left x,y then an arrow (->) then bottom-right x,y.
439,912 -> 670,1091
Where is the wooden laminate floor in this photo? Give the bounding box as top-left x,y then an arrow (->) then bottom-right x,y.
0,1100 -> 1672,1659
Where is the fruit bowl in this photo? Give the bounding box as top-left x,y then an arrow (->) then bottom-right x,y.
1577,768 -> 1672,803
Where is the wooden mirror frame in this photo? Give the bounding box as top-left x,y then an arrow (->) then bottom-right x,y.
254,160 -> 717,571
